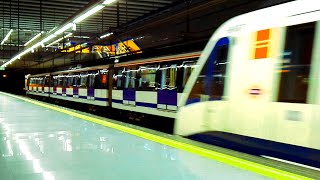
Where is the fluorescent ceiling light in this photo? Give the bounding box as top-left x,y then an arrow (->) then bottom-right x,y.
100,32 -> 113,39
54,23 -> 74,35
42,34 -> 57,43
24,32 -> 43,46
30,42 -> 43,52
72,23 -> 77,31
73,36 -> 90,39
103,0 -> 116,5
1,0 -> 115,68
1,29 -> 13,45
46,33 -> 73,47
2,44 -> 24,47
73,5 -> 104,23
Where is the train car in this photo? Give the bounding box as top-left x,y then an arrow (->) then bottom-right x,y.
27,73 -> 50,98
26,52 -> 200,133
174,0 -> 320,168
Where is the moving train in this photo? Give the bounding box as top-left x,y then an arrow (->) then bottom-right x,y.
175,0 -> 320,168
26,52 -> 199,133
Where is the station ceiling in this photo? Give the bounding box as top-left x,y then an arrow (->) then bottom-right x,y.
0,0 -> 294,72
0,0 -> 176,70
0,0 -> 174,45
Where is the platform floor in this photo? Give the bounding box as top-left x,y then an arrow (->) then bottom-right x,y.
0,92 -> 311,180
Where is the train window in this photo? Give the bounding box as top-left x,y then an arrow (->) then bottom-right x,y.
113,68 -> 123,90
28,78 -> 32,86
182,61 -> 197,88
37,78 -> 41,86
66,75 -> 73,88
53,76 -> 58,87
88,71 -> 97,88
58,76 -> 64,87
44,76 -> 50,86
124,67 -> 138,89
186,37 -> 230,104
94,70 -> 108,89
277,22 -> 315,103
138,65 -> 157,91
73,74 -> 80,87
80,73 -> 88,88
41,78 -> 45,86
62,75 -> 68,87
159,65 -> 177,89
176,61 -> 197,93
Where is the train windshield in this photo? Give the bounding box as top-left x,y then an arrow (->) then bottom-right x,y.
186,37 -> 230,105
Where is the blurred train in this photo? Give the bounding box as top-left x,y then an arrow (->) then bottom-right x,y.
175,0 -> 320,168
26,52 -> 199,133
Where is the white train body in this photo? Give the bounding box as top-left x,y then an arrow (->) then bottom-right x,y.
26,52 -> 200,131
175,0 -> 320,153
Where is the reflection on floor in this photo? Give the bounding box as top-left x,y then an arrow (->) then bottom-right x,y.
0,93 -> 270,180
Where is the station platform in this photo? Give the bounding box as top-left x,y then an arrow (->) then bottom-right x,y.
0,92 -> 317,180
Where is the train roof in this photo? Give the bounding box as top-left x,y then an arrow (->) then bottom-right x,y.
114,51 -> 200,68
28,51 -> 201,77
215,0 -> 320,38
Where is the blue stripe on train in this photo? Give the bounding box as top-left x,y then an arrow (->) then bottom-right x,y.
95,97 -> 108,101
112,99 -> 123,104
186,97 -> 222,105
79,96 -> 87,99
136,102 -> 157,108
188,131 -> 320,168
112,99 -> 158,108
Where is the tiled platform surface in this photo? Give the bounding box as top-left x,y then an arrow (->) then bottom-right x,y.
0,92 -> 314,180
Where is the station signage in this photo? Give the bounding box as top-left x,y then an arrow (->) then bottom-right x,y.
93,38 -> 142,56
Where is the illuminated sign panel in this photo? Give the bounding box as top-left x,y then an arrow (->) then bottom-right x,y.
62,44 -> 91,53
93,39 -> 142,56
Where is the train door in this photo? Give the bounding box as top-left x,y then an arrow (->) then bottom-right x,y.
65,74 -> 74,98
52,75 -> 58,95
87,71 -> 96,100
73,74 -> 80,98
62,75 -> 67,97
44,75 -> 50,95
272,22 -> 318,148
157,64 -> 178,111
123,67 -> 137,106
93,69 -> 109,106
39,77 -> 44,93
79,72 -> 88,99
35,78 -> 38,92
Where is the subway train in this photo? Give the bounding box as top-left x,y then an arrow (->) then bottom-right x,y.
174,0 -> 320,168
26,52 -> 199,133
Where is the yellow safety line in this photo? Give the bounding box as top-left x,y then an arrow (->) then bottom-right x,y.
0,92 -> 314,180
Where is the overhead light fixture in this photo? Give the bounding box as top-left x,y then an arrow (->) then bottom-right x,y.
100,32 -> 113,39
42,34 -> 57,43
54,23 -> 74,36
1,0 -> 117,68
24,32 -> 43,46
72,23 -> 77,31
73,35 -> 90,39
1,29 -> 13,45
103,0 -> 116,5
73,5 -> 104,23
46,33 -> 73,47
